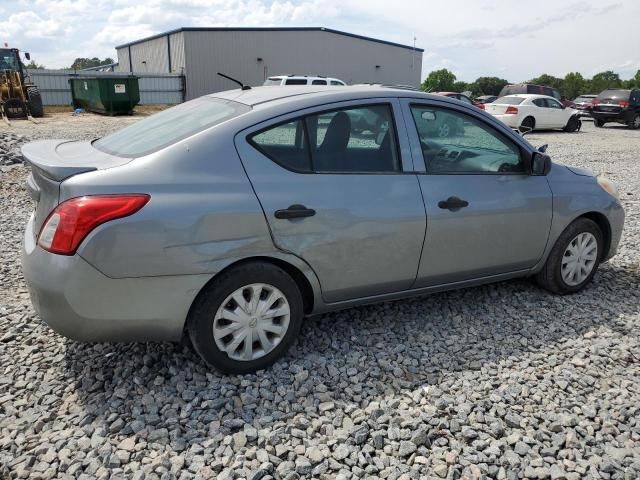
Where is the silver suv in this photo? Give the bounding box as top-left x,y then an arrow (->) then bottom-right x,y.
264,75 -> 346,86
21,86 -> 624,373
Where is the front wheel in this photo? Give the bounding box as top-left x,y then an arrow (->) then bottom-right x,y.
26,86 -> 44,117
536,218 -> 603,295
563,116 -> 580,133
188,262 -> 304,373
594,118 -> 605,128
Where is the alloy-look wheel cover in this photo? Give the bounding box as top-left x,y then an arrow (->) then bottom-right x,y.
561,232 -> 598,286
213,283 -> 290,361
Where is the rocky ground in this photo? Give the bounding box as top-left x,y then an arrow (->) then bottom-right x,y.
0,115 -> 639,480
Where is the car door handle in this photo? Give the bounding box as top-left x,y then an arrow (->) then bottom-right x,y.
438,196 -> 469,211
274,204 -> 316,219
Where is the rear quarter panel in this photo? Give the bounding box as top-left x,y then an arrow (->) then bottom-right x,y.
61,121 -> 277,278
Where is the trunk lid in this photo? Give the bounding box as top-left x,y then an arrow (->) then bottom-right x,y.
484,103 -> 511,114
22,139 -> 132,235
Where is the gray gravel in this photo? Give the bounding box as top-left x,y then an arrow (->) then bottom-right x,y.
1,115 -> 639,479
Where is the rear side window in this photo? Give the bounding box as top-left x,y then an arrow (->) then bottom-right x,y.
285,79 -> 308,85
94,97 -> 250,157
249,104 -> 400,173
312,79 -> 327,85
330,80 -> 344,86
250,120 -> 311,172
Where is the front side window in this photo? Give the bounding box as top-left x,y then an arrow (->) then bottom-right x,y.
547,98 -> 563,109
249,104 -> 400,173
410,105 -> 524,174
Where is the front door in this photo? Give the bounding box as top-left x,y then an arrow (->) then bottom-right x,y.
402,101 -> 553,287
236,100 -> 426,302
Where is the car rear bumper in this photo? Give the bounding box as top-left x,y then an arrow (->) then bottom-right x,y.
591,111 -> 631,123
21,214 -> 211,342
491,114 -> 520,128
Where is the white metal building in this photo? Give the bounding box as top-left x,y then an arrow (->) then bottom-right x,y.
115,27 -> 424,100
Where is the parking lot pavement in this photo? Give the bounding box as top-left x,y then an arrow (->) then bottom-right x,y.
1,116 -> 639,479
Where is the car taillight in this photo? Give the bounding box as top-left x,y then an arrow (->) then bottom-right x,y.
477,104 -> 485,110
505,106 -> 518,114
38,194 -> 150,255
619,101 -> 629,108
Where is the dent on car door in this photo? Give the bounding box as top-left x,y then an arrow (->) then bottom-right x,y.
235,99 -> 427,303
400,100 -> 553,286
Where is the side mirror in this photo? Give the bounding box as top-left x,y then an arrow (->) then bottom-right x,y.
24,52 -> 30,60
531,152 -> 551,176
537,144 -> 548,153
421,111 -> 436,121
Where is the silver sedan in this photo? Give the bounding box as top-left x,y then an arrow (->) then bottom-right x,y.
21,86 -> 624,373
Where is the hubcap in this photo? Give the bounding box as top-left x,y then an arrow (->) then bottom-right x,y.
438,123 -> 450,137
213,283 -> 290,361
561,232 -> 598,286
634,116 -> 640,128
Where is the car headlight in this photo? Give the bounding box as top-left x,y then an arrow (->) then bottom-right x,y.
597,175 -> 620,200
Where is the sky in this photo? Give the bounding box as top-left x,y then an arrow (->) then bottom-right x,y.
1,0 -> 638,82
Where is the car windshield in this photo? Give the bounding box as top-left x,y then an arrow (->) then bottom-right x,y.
493,96 -> 525,105
94,97 -> 250,157
597,90 -> 630,102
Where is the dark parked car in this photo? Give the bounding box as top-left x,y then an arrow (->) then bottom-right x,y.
433,91 -> 483,108
499,84 -> 574,108
572,95 -> 597,118
591,89 -> 640,129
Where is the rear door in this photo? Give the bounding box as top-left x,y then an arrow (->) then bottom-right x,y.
401,99 -> 553,286
236,99 -> 426,303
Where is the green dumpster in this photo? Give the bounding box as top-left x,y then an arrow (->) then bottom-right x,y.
69,76 -> 140,115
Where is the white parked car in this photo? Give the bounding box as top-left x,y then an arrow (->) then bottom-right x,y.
263,75 -> 346,86
485,94 -> 581,132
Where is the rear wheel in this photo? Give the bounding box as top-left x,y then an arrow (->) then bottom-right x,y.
26,86 -> 44,117
519,116 -> 535,133
187,262 -> 304,374
594,118 -> 605,128
536,218 -> 603,294
629,114 -> 640,130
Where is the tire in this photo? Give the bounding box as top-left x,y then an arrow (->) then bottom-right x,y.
26,86 -> 44,117
535,218 -> 603,295
3,98 -> 26,119
187,261 -> 304,374
594,118 -> 605,128
563,116 -> 580,133
629,114 -> 640,130
519,116 -> 535,133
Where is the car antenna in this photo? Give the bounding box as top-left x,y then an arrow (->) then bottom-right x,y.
217,72 -> 251,90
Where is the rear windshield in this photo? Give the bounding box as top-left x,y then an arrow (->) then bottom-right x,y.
263,78 -> 282,86
597,89 -> 630,102
493,96 -> 526,105
574,96 -> 595,103
93,97 -> 250,157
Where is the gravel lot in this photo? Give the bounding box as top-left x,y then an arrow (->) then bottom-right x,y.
1,114 -> 639,480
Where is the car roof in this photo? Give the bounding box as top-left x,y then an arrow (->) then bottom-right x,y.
210,85 -> 441,107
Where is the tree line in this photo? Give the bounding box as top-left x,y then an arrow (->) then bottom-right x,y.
24,57 -> 115,70
421,68 -> 640,99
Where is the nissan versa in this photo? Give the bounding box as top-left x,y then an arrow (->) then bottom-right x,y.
21,86 -> 625,373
